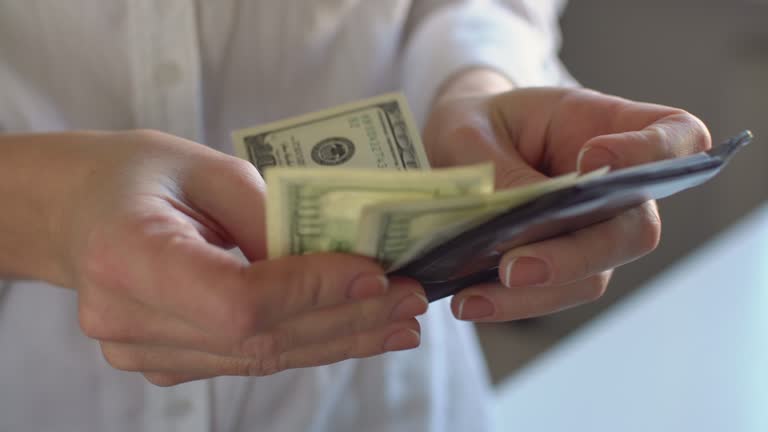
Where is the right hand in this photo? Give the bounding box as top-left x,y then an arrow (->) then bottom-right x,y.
48,130 -> 427,386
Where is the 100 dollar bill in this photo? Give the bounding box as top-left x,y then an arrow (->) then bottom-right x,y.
355,169 -> 609,270
265,164 -> 494,258
234,93 -> 609,268
232,93 -> 430,176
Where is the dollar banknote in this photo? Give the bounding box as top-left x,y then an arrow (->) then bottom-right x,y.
265,164 -> 494,258
232,93 -> 430,176
233,92 -> 608,268
355,169 -> 609,270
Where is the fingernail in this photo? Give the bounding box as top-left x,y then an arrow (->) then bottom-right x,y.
504,257 -> 550,287
348,275 -> 389,300
457,296 -> 495,321
390,292 -> 429,321
577,146 -> 618,173
383,328 -> 421,351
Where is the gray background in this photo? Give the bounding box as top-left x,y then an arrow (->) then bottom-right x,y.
478,0 -> 768,383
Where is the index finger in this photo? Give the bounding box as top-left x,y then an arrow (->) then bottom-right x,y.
498,88 -> 711,175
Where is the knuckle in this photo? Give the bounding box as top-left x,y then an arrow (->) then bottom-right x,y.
687,114 -> 713,152
276,254 -> 382,311
240,331 -> 282,360
644,125 -> 675,160
584,273 -> 611,301
554,233 -> 597,282
142,221 -> 201,258
224,156 -> 262,180
613,204 -> 661,262
269,328 -> 294,355
251,352 -> 285,377
143,373 -> 182,387
219,157 -> 267,199
123,209 -> 201,254
132,128 -> 164,139
342,300 -> 384,335
129,129 -> 179,146
277,257 -> 331,310
296,260 -> 329,307
83,214 -> 194,292
662,111 -> 713,154
636,204 -> 662,255
340,313 -> 368,337
214,356 -> 253,377
101,343 -> 141,372
374,295 -> 401,326
339,335 -> 364,360
78,304 -> 108,340
297,268 -> 325,309
345,304 -> 375,333
237,330 -> 295,376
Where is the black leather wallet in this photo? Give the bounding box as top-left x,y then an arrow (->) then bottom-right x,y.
392,130 -> 754,302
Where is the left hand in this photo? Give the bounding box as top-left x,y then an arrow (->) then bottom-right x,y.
422,69 -> 711,322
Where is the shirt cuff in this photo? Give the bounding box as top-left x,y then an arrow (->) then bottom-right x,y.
401,2 -> 577,127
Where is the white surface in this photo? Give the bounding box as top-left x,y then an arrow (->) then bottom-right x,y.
495,203 -> 768,432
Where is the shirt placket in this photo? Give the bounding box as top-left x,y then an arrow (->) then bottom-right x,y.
128,0 -> 204,141
142,380 -> 211,432
128,1 -> 210,431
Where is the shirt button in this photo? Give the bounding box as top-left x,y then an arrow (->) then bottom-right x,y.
154,61 -> 183,87
164,398 -> 193,418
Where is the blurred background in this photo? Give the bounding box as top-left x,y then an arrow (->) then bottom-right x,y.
478,0 -> 768,385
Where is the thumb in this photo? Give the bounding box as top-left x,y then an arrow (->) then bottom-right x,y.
186,157 -> 268,261
245,253 -> 395,324
577,111 -> 712,173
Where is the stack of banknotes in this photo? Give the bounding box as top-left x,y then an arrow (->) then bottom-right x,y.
232,94 -> 605,271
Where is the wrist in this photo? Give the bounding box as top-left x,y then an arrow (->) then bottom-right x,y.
432,67 -> 516,108
423,68 -> 516,167
0,131 -> 100,286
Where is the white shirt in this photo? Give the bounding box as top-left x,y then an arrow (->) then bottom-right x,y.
0,1 -> 571,431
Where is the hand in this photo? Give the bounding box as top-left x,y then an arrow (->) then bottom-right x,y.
423,70 -> 711,322
22,130 -> 428,385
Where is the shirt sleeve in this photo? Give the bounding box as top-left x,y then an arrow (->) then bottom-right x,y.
401,0 -> 578,125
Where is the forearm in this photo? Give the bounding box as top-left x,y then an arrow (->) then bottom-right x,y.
0,132 -> 87,286
433,67 -> 516,106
